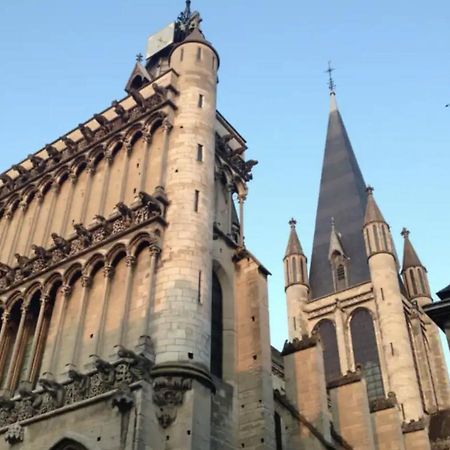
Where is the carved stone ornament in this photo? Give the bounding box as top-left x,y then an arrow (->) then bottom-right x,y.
4,423 -> 24,445
152,376 -> 192,429
112,384 -> 134,413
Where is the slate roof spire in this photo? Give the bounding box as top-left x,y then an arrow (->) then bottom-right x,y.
401,228 -> 424,270
285,218 -> 304,257
309,90 -> 370,299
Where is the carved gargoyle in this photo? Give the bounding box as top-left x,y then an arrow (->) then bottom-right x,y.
115,202 -> 133,223
15,254 -> 33,276
67,369 -> 90,395
11,165 -> 28,181
78,124 -> 95,142
31,245 -> 52,262
93,357 -> 115,385
51,233 -> 71,255
73,223 -> 92,247
112,383 -> 134,413
138,192 -> 162,215
39,378 -> 65,408
0,263 -> 15,286
18,382 -> 43,410
44,144 -> 61,163
93,215 -> 113,236
28,154 -> 45,172
62,136 -> 77,153
93,113 -> 111,132
112,100 -> 130,122
116,346 -> 152,381
152,83 -> 168,99
0,174 -> 14,190
129,89 -> 146,109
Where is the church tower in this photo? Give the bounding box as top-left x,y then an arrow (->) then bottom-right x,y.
283,80 -> 450,448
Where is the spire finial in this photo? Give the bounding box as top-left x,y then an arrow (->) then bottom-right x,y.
178,0 -> 192,25
331,216 -> 336,230
289,218 -> 297,229
325,61 -> 336,94
136,53 -> 143,63
366,185 -> 374,195
401,227 -> 410,239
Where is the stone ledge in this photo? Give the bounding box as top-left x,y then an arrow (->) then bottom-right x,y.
281,335 -> 318,356
369,392 -> 397,412
327,369 -> 362,389
402,418 -> 427,434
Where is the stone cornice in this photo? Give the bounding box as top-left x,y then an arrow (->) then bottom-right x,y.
327,369 -> 362,389
281,335 -> 318,356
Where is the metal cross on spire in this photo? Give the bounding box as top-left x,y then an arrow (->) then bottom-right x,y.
136,53 -> 143,63
325,61 -> 336,93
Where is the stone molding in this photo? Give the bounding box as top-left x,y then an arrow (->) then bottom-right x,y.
402,417 -> 427,433
369,392 -> 398,412
327,369 -> 362,389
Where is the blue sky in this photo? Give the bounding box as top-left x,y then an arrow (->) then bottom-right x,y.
0,1 -> 449,351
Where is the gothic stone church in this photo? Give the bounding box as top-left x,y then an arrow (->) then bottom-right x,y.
0,4 -> 448,450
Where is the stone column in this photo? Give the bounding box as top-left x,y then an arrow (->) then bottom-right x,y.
69,274 -> 92,368
0,312 -> 11,375
238,194 -> 246,247
7,201 -> 28,265
138,127 -> 153,194
98,151 -> 113,216
24,192 -> 44,254
42,181 -> 60,246
93,265 -> 115,357
155,119 -> 173,190
119,143 -> 132,203
143,245 -> 160,338
25,294 -> 50,382
334,303 -> 350,374
44,284 -> 72,378
79,163 -> 95,224
118,255 -> 136,345
60,173 -> 77,235
5,303 -> 29,389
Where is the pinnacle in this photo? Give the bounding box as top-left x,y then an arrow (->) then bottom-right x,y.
285,218 -> 304,258
401,228 -> 424,271
364,186 -> 386,225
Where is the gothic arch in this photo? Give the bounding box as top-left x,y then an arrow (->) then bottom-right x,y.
43,273 -> 63,295
124,124 -> 144,149
144,111 -> 167,135
129,232 -> 157,257
312,318 -> 341,383
350,307 -> 384,401
83,253 -> 105,277
70,157 -> 88,179
5,291 -> 23,312
106,243 -> 127,266
64,263 -> 83,286
23,282 -> 43,303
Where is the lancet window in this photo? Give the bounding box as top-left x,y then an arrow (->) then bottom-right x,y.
210,271 -> 223,378
350,308 -> 384,401
314,319 -> 341,383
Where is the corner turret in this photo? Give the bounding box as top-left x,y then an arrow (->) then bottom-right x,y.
401,228 -> 431,305
284,219 -> 309,340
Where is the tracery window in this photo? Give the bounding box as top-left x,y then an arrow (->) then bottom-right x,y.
210,271 -> 223,378
350,308 -> 384,401
314,319 -> 341,383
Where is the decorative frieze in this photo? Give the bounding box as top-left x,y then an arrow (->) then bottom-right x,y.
0,350 -> 153,430
0,195 -> 165,294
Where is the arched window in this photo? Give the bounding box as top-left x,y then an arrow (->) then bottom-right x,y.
211,272 -> 223,378
0,302 -> 21,389
336,264 -> 345,281
50,438 -> 88,450
314,320 -> 341,383
350,309 -> 384,401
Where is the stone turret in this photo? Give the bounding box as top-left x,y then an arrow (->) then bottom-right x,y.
150,9 -> 219,448
284,218 -> 309,339
362,187 -> 423,421
401,228 -> 431,306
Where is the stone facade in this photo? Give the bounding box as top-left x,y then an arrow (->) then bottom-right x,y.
0,3 -> 448,450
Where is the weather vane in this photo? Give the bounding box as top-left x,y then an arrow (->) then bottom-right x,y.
325,61 -> 336,93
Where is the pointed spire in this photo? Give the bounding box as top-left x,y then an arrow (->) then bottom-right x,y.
309,87 -> 369,299
284,218 -> 304,257
401,228 -> 424,271
364,186 -> 386,225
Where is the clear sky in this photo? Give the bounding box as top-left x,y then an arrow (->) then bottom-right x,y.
0,0 -> 449,352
